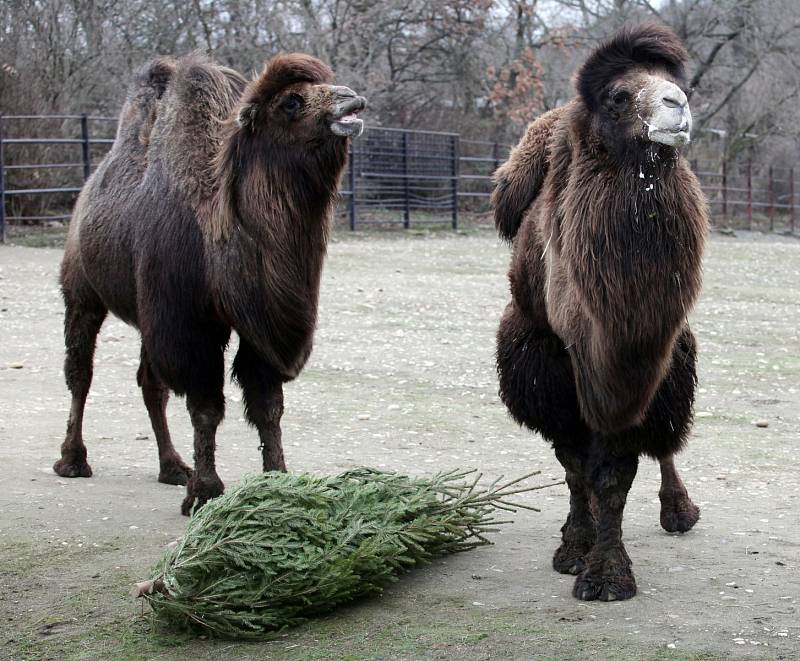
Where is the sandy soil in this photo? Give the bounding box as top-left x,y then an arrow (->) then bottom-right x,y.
0,231 -> 798,660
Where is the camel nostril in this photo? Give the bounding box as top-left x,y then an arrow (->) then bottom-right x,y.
662,96 -> 683,109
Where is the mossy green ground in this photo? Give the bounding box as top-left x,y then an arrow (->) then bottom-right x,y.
1,230 -> 798,660
2,541 -> 729,661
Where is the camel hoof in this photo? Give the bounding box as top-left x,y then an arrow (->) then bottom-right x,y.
553,541 -> 591,575
158,462 -> 193,486
180,491 -> 219,517
660,497 -> 700,533
573,570 -> 637,602
572,545 -> 636,601
180,494 -> 196,517
180,474 -> 224,516
53,458 -> 93,478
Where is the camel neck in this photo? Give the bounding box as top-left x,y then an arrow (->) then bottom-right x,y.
206,145 -> 348,378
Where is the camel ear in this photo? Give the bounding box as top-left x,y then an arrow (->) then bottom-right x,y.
237,103 -> 257,130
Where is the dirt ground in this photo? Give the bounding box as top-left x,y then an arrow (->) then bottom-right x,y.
0,230 -> 798,661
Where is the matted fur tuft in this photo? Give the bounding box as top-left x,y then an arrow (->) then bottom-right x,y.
245,53 -> 333,108
576,23 -> 689,111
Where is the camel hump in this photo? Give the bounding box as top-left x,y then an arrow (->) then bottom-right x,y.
145,53 -> 247,204
110,57 -> 177,153
121,56 -> 176,105
166,53 -> 247,112
134,57 -> 176,99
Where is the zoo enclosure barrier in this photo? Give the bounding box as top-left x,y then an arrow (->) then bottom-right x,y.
0,114 -> 118,241
1,114 -> 798,241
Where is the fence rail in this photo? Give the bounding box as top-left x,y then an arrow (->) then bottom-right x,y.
1,114 -> 799,241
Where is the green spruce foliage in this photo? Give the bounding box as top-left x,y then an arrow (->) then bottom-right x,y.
141,468 -> 557,639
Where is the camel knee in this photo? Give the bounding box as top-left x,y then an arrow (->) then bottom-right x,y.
243,394 -> 284,428
586,451 -> 638,505
189,407 -> 224,430
187,396 -> 225,431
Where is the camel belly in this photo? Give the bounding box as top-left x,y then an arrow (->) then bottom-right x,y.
75,211 -> 140,325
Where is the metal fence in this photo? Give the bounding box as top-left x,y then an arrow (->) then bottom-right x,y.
0,114 -> 118,240
1,114 -> 799,242
0,115 -> 508,241
692,158 -> 797,232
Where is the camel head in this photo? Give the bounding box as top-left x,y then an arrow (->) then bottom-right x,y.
210,54 -> 366,240
576,24 -> 692,155
236,53 -> 367,145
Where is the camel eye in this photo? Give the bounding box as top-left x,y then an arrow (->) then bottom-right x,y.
612,91 -> 629,108
283,94 -> 304,116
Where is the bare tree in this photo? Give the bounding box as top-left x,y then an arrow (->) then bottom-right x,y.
1,0 -> 798,161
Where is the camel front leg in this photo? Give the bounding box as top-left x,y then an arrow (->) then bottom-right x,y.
573,438 -> 638,602
659,455 -> 700,533
248,378 -> 286,472
232,339 -> 287,472
181,392 -> 225,516
255,380 -> 286,472
553,444 -> 596,575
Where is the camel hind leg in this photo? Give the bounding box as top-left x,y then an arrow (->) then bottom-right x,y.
631,326 -> 701,533
659,455 -> 700,533
137,346 -> 192,485
54,287 -> 107,478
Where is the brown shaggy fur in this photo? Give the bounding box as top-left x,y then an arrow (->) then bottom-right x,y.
493,24 -> 708,601
55,53 -> 366,514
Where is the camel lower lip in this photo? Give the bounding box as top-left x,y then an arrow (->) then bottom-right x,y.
649,129 -> 690,147
331,117 -> 364,137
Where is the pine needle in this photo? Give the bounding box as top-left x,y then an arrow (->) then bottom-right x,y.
138,468 -> 562,639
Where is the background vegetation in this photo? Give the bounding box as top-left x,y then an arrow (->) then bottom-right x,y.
2,0 -> 799,160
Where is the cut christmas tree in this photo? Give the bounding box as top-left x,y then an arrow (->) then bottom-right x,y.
135,467 -> 559,639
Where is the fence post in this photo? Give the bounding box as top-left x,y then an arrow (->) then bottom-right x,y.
790,167 -> 796,234
348,142 -> 356,231
768,166 -> 774,232
492,141 -> 500,173
402,131 -> 410,229
80,113 -> 92,181
721,157 -> 728,223
451,134 -> 459,230
747,158 -> 752,231
0,115 -> 5,243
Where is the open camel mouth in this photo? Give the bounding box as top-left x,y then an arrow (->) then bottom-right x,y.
330,94 -> 367,138
649,127 -> 691,147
